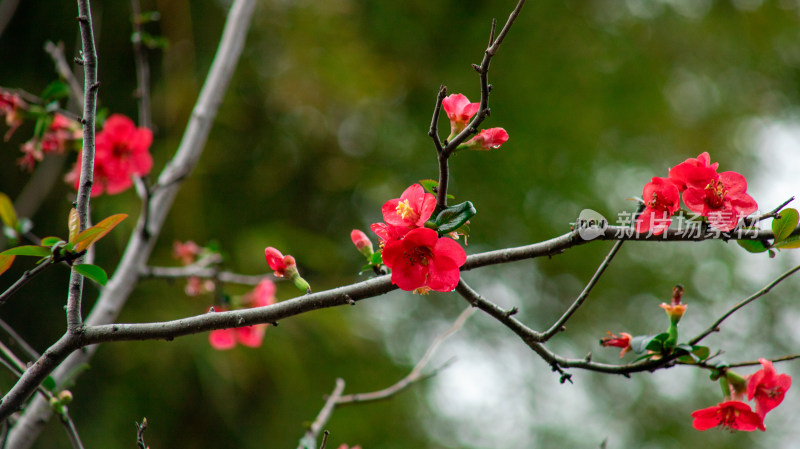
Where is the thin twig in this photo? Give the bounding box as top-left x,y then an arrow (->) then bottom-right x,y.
136,418 -> 148,449
337,306 -> 474,405
59,412 -> 85,449
689,264 -> 800,346
541,240 -> 625,340
0,262 -> 53,305
44,41 -> 84,103
435,0 -> 525,207
297,379 -> 345,449
142,265 -> 269,286
0,317 -> 40,361
68,0 -> 102,332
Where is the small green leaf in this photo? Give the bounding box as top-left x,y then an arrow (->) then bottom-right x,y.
71,214 -> 128,252
418,179 -> 454,199
370,251 -> 383,266
433,201 -> 477,235
42,376 -> 57,392
737,239 -> 768,253
40,236 -> 63,247
772,208 -> 799,242
0,254 -> 15,276
73,264 -> 108,286
774,235 -> 800,249
0,192 -> 18,230
40,81 -> 70,102
630,334 -> 656,354
0,246 -> 51,257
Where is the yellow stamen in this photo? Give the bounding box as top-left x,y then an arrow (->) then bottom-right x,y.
395,199 -> 418,221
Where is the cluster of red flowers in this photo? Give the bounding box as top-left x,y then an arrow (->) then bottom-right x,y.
65,114 -> 153,197
636,152 -> 757,235
369,184 -> 466,293
442,93 -> 509,150
208,279 -> 277,350
691,359 -> 791,432
19,113 -> 82,171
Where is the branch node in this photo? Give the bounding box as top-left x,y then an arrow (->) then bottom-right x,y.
503,307 -> 518,317
471,63 -> 482,73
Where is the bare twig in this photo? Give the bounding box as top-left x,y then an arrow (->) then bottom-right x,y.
59,412 -> 84,449
541,240 -> 625,340
689,263 -> 800,346
135,418 -> 148,449
44,41 -> 84,103
297,379 -> 345,449
337,306 -> 474,405
435,0 -> 525,207
67,0 -> 102,332
142,265 -> 268,286
0,317 -> 40,361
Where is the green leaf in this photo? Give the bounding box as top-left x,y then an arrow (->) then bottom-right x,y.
73,264 -> 108,286
71,214 -> 128,252
0,254 -> 15,276
40,81 -> 70,102
675,344 -> 710,364
68,208 -> 80,243
370,251 -> 383,266
774,234 -> 800,249
0,192 -> 18,230
772,208 -> 798,242
418,179 -> 454,199
42,376 -> 57,392
737,239 -> 768,253
433,201 -> 477,235
40,236 -> 63,247
0,246 -> 51,257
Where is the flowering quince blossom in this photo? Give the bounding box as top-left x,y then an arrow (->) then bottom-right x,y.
369,222 -> 411,244
264,247 -> 296,278
464,127 -> 509,151
381,183 -> 436,229
442,93 -> 480,136
635,176 -> 680,235
668,151 -> 719,192
18,114 -> 82,171
66,114 -> 153,196
668,152 -> 757,232
747,358 -> 792,418
600,331 -> 632,358
690,400 -> 765,432
209,279 -> 276,350
381,227 -> 466,292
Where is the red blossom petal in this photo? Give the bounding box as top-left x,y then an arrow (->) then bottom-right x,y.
264,247 -> 287,275
691,400 -> 765,432
235,325 -> 266,348
382,184 -> 436,228
442,94 -> 480,123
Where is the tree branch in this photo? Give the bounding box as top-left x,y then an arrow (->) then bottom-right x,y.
297,379 -> 345,449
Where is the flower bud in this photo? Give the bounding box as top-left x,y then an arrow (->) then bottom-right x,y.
350,229 -> 374,260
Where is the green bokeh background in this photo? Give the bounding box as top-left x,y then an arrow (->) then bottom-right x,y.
1,1 -> 800,448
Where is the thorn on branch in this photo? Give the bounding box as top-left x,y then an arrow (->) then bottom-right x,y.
472,63 -> 483,73
74,57 -> 84,65
89,81 -> 101,92
504,307 -> 518,317
584,352 -> 592,362
76,15 -> 88,23
559,373 -> 573,384
343,294 -> 356,305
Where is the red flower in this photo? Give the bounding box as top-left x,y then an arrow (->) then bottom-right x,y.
442,93 -> 479,136
264,247 -> 296,278
66,114 -> 153,196
173,240 -> 202,265
381,184 -> 436,229
41,114 -> 81,154
691,400 -> 765,432
209,279 -> 276,350
350,229 -> 372,251
381,227 -> 466,292
600,331 -> 632,358
668,151 -> 719,192
635,177 -> 680,235
747,358 -> 792,418
370,222 -> 411,244
681,171 -> 758,232
465,128 -> 509,151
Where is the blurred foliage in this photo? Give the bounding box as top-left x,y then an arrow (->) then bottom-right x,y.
1,0 -> 800,448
